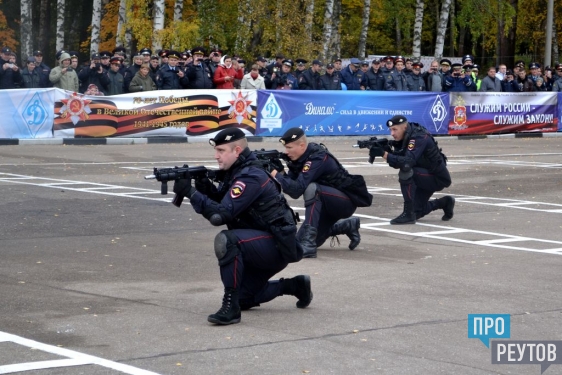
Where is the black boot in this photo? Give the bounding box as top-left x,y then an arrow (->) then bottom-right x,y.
390,202 -> 416,225
437,196 -> 455,221
207,288 -> 241,325
298,224 -> 318,258
330,217 -> 361,250
281,275 -> 313,308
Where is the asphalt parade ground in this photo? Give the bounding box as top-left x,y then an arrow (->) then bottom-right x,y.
0,136 -> 561,375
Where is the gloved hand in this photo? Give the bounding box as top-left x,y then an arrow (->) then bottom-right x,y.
195,177 -> 213,195
270,158 -> 284,173
369,146 -> 385,158
173,178 -> 196,198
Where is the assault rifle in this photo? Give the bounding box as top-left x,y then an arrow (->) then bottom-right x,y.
254,149 -> 290,173
353,137 -> 390,164
145,165 -> 222,207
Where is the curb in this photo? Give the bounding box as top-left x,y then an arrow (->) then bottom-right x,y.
1,133 -> 561,146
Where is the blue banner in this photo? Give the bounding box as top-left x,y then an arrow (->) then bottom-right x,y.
0,88 -> 55,138
256,91 -> 450,136
558,93 -> 562,131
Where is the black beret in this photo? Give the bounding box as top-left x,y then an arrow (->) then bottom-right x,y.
387,115 -> 408,127
209,128 -> 246,147
279,128 -> 305,145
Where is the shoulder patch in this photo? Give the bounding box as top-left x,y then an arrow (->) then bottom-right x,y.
408,140 -> 416,151
230,181 -> 246,198
302,161 -> 312,172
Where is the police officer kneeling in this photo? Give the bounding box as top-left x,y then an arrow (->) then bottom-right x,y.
369,115 -> 455,224
271,128 -> 372,258
172,128 -> 312,325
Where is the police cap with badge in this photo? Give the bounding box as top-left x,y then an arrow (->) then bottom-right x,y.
279,128 -> 305,145
209,127 -> 246,147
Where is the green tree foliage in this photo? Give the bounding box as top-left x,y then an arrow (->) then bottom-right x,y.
3,0 -> 561,67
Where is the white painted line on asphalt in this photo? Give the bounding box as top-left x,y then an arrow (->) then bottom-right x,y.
2,172 -> 561,255
0,359 -> 93,374
0,331 -> 161,375
350,212 -> 562,254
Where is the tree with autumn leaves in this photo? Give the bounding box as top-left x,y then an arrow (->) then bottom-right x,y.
0,0 -> 559,68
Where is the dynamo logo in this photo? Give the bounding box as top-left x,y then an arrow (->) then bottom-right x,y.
260,93 -> 283,132
430,95 -> 447,132
21,92 -> 48,138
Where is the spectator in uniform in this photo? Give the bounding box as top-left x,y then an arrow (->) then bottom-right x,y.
470,64 -> 481,91
319,63 -> 342,90
294,58 -> 308,81
439,58 -> 452,85
172,128 -> 312,325
270,59 -> 298,90
406,61 -> 426,91
444,63 -> 474,92
158,49 -> 169,68
363,58 -> 385,91
340,58 -> 363,90
106,56 -> 125,95
255,56 -> 268,79
156,50 -> 189,90
99,51 -> 112,71
525,62 -> 542,92
360,60 -> 369,74
380,56 -> 394,74
78,52 -> 110,94
298,59 -> 322,90
33,50 -> 51,87
271,128 -> 371,258
501,70 -> 519,92
0,48 -> 22,89
186,46 -> 214,90
367,115 -> 454,225
385,55 -> 408,91
403,58 -> 413,75
267,53 -> 285,75
333,58 -> 343,74
139,48 -> 152,66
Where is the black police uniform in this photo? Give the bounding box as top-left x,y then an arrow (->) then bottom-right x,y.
156,64 -> 189,90
375,115 -> 454,224
275,128 -> 372,258
298,68 -> 321,90
363,66 -> 386,91
186,61 -> 214,89
173,128 -> 312,325
319,71 -> 342,90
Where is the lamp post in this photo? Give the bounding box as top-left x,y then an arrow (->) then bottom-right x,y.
545,0 -> 554,67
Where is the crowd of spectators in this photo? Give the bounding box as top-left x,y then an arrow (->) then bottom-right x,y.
0,45 -> 558,94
